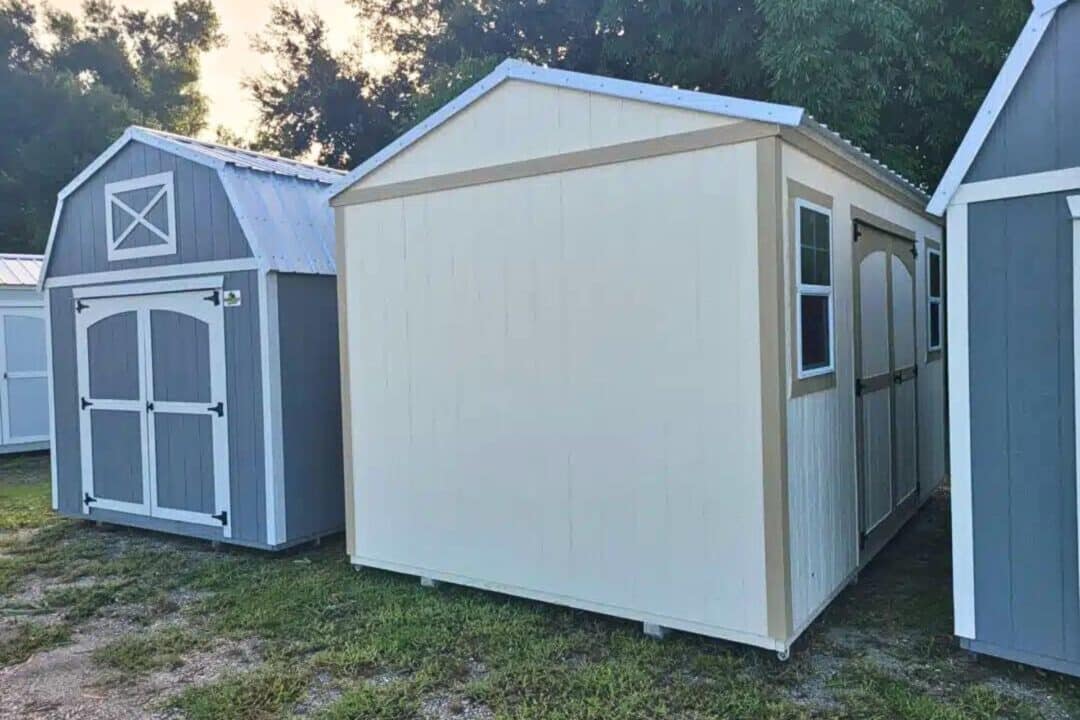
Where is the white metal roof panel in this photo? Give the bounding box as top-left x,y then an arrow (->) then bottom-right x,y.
0,254 -> 43,286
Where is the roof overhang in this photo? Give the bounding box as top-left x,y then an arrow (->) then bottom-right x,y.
927,1 -> 1069,215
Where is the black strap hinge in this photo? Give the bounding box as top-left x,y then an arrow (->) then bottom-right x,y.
75,300 -> 88,313
84,492 -> 97,506
146,402 -> 154,412
855,379 -> 864,397
211,510 -> 228,526
80,397 -> 93,410
204,290 -> 220,306
208,401 -> 224,417
859,531 -> 867,551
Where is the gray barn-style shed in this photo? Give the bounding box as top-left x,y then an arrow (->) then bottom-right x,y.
929,0 -> 1080,677
41,127 -> 345,550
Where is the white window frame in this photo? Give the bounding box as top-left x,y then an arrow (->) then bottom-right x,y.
104,171 -> 177,262
794,198 -> 835,379
927,247 -> 943,352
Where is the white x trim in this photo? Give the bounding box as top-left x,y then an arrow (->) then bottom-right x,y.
104,172 -> 177,262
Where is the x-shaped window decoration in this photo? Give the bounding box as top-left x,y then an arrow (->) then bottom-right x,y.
104,171 -> 177,261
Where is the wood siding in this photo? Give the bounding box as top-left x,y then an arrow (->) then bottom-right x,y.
359,80 -> 737,189
48,140 -> 252,278
967,193 -> 1080,672
342,142 -> 775,646
781,144 -> 947,631
966,2 -> 1080,184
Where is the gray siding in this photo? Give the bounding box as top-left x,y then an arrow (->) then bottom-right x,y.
50,270 -> 267,546
968,193 -> 1080,671
49,141 -> 252,278
966,2 -> 1080,183
277,273 -> 345,541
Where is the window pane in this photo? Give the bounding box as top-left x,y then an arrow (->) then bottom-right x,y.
929,253 -> 941,298
799,206 -> 831,286
930,302 -> 941,349
800,294 -> 830,371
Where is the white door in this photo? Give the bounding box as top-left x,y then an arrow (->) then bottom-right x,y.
75,288 -> 232,536
854,223 -> 919,559
0,310 -> 50,445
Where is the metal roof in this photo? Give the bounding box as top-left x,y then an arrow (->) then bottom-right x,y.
0,254 -> 42,287
41,127 -> 345,285
327,59 -> 929,209
928,0 -> 1072,215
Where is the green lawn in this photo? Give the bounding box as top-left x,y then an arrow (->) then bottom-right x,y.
1,453 -> 1078,719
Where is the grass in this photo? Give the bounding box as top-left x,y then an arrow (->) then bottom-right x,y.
2,453 -> 1079,719
0,621 -> 71,666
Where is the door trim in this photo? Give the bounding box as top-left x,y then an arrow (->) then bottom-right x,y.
75,287 -> 231,535
73,275 -> 223,300
852,220 -> 920,560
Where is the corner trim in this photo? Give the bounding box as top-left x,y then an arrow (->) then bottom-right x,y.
44,290 -> 58,510
259,269 -> 287,546
757,137 -> 793,642
333,122 -> 780,207
1071,195 -> 1080,615
946,203 -> 975,639
336,209 -> 356,557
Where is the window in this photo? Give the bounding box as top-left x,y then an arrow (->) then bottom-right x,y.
927,247 -> 943,352
795,199 -> 834,378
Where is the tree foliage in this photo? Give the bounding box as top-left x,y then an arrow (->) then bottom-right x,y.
251,0 -> 1030,191
0,0 -> 221,252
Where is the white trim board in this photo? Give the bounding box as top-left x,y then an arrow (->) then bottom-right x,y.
72,276 -> 223,300
45,290 -> 58,509
928,5 -> 1063,215
946,204 -> 975,639
1070,195 -> 1080,610
258,270 -> 287,545
44,259 -> 259,289
951,166 -> 1080,207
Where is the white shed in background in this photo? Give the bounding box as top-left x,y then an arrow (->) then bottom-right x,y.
0,254 -> 49,455
330,60 -> 948,658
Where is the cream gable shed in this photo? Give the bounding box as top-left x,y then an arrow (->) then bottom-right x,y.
331,60 -> 947,657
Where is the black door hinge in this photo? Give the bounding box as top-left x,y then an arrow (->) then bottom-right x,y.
75,300 -> 88,313
855,378 -> 864,396
207,401 -> 224,417
211,510 -> 228,526
854,224 -> 863,242
204,290 -> 220,306
911,245 -> 919,259
80,397 -> 93,410
146,402 -> 154,412
84,492 -> 97,506
859,531 -> 867,551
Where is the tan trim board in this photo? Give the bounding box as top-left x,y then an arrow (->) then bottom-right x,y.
787,180 -> 838,399
335,208 -> 356,555
851,205 -> 917,242
757,137 -> 793,644
333,122 -> 781,207
779,128 -> 937,224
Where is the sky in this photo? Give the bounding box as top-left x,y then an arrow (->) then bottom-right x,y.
49,0 -> 379,140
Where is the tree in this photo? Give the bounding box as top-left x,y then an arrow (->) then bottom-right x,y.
756,0 -> 1029,187
247,3 -> 410,169
0,0 -> 221,253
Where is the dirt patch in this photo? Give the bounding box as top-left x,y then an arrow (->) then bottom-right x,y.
421,694 -> 495,720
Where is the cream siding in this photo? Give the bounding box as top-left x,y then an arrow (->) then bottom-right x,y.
342,142 -> 776,645
781,143 -> 946,631
359,81 -> 738,189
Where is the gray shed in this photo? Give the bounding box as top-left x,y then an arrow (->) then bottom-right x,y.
41,126 -> 346,550
0,254 -> 49,456
929,0 -> 1080,677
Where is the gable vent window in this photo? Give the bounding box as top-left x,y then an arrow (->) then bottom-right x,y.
927,247 -> 943,352
104,171 -> 177,262
796,199 -> 834,378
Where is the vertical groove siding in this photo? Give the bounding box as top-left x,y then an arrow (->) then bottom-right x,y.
277,273 -> 345,541
966,2 -> 1080,183
782,144 -> 946,630
48,141 -> 252,278
968,194 -> 1080,667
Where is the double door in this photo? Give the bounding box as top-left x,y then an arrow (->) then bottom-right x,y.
76,287 -> 231,536
854,223 -> 918,560
0,309 -> 50,445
